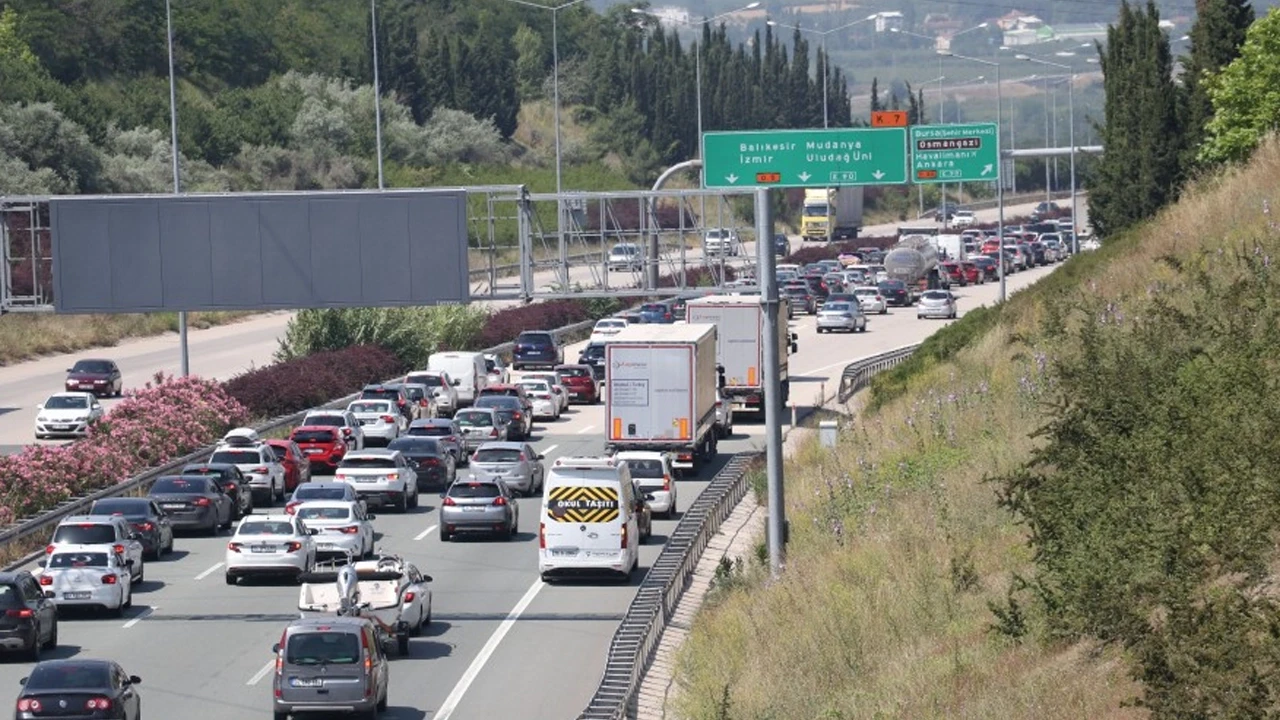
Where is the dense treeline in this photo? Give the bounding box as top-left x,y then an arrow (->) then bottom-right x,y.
0,0 -> 873,191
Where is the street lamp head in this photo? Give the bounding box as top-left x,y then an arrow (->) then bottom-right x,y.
766,19 -> 778,26
745,1 -> 762,9
936,50 -> 953,56
977,22 -> 989,28
1015,54 -> 1031,60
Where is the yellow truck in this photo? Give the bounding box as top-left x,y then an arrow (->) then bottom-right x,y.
801,187 -> 863,242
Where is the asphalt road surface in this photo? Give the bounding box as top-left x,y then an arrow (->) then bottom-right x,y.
0,257 -> 1062,718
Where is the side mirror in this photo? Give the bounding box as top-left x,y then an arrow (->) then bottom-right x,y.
35,404 -> 43,411
19,677 -> 27,685
791,342 -> 799,353
272,643 -> 281,653
439,492 -> 447,498
124,559 -> 134,567
367,514 -> 377,520
451,379 -> 461,386
127,675 -> 142,685
644,493 -> 657,502
309,528 -> 320,535
537,454 -> 545,460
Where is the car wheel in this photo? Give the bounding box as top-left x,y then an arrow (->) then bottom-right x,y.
439,528 -> 452,542
225,573 -> 237,586
273,713 -> 289,720
408,487 -> 419,509
163,533 -> 174,555
44,618 -> 57,649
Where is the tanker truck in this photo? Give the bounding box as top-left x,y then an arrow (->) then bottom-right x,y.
883,235 -> 948,303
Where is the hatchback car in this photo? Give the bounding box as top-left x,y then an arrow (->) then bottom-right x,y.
346,399 -> 404,446
289,426 -> 348,475
46,516 -> 144,584
782,284 -> 817,314
918,289 -> 959,319
607,242 -> 644,272
300,410 -> 365,451
266,439 -> 313,493
589,318 -> 628,343
387,436 -> 457,490
286,482 -> 364,515
0,572 -> 58,661
513,330 -> 562,370
180,462 -> 254,518
940,261 -> 967,287
405,418 -> 466,465
358,384 -> 412,423
334,449 -> 419,512
554,364 -> 599,404
148,475 -> 234,535
294,501 -> 376,560
515,379 -> 560,421
63,358 -> 122,397
468,442 -> 546,496
473,395 -> 532,439
816,301 -> 867,333
577,342 -> 608,381
615,451 -> 678,519
439,479 -> 519,541
86,497 -> 174,559
773,233 -> 790,256
483,354 -> 510,385
34,392 -> 104,439
638,302 -> 674,324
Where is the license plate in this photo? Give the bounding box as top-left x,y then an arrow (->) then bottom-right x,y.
304,448 -> 323,455
52,425 -> 71,431
290,677 -> 323,688
318,543 -> 339,550
63,592 -> 91,600
251,545 -> 274,553
551,548 -> 577,557
355,477 -> 377,483
461,506 -> 484,512
161,503 -> 185,509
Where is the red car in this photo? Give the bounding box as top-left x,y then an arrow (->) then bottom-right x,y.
940,261 -> 967,287
554,364 -> 599,404
959,261 -> 983,285
287,427 -> 347,475
266,439 -> 312,492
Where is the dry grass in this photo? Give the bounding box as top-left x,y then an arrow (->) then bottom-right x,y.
0,311 -> 258,366
671,135 -> 1280,720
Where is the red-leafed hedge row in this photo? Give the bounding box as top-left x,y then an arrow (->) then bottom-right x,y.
782,236 -> 897,265
223,345 -> 404,419
471,299 -> 596,350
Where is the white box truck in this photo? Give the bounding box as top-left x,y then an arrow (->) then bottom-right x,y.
603,323 -> 720,474
684,295 -> 794,419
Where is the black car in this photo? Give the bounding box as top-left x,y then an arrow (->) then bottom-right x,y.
16,660 -> 142,720
405,418 -> 466,464
474,395 -> 531,440
513,330 -> 562,370
147,476 -> 234,535
0,572 -> 57,661
971,256 -> 1000,281
1026,241 -> 1047,266
387,437 -> 457,490
180,463 -> 253,518
782,284 -> 817,314
773,233 -> 789,256
877,280 -> 911,307
577,342 -> 608,381
86,498 -> 174,559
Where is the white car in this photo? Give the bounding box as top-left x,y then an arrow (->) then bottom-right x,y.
346,399 -> 404,445
918,289 -> 959,319
516,380 -> 560,420
852,286 -> 888,314
47,516 -> 145,583
404,371 -> 459,418
607,242 -> 644,272
589,318 -> 628,342
521,372 -> 570,413
615,451 -> 678,519
210,434 -> 288,505
951,210 -> 976,228
334,449 -> 420,512
34,392 -> 105,439
301,410 -> 365,450
704,228 -> 743,257
483,354 -> 510,385
39,546 -> 133,616
225,514 -> 318,585
293,500 -> 376,560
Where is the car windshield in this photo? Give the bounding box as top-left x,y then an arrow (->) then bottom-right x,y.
476,397 -> 520,409
238,521 -> 294,535
211,450 -> 260,465
518,382 -> 549,393
596,320 -> 624,329
623,458 -> 665,478
388,438 -> 440,454
474,448 -> 522,463
824,303 -> 852,312
52,524 -> 115,545
558,367 -> 590,378
340,457 -> 396,470
879,281 -> 905,291
582,345 -> 605,358
516,333 -> 552,345
24,663 -> 110,690
0,585 -> 22,610
407,374 -> 444,387
612,245 -> 639,255
286,632 -> 361,665
304,414 -> 344,427
45,395 -> 91,410
350,402 -> 391,414
292,429 -> 337,443
89,499 -> 148,517
402,386 -> 425,401
783,287 -> 807,296
923,291 -> 950,299
295,486 -> 349,501
296,506 -> 351,521
71,361 -> 112,374
48,552 -> 110,568
151,477 -> 209,494
448,482 -> 501,499
455,412 -> 493,427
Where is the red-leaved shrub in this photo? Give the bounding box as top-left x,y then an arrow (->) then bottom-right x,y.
655,266 -> 737,288
471,300 -> 594,349
0,374 -> 248,525
223,345 -> 405,419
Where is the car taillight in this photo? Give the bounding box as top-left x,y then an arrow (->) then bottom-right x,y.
193,497 -> 211,507
621,523 -> 628,549
285,503 -> 299,515
403,591 -> 416,603
84,697 -> 113,711
493,497 -> 508,506
361,627 -> 373,694
251,467 -> 268,474
397,399 -> 406,406
512,412 -> 522,419
342,427 -> 353,435
339,526 -> 360,534
5,609 -> 33,618
285,542 -> 303,552
384,473 -> 399,481
539,522 -> 546,549
382,415 -> 396,423
228,542 -> 243,553
134,522 -> 155,532
663,474 -> 671,491
442,497 -> 457,506
45,545 -> 55,554
102,574 -> 118,585
112,544 -> 125,554
16,699 -> 41,712
518,453 -> 526,461
38,576 -> 51,586
489,428 -> 498,437
423,458 -> 439,466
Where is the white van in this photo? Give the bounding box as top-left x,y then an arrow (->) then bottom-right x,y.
427,351 -> 487,408
539,457 -> 640,582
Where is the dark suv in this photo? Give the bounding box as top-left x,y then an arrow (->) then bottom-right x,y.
0,572 -> 57,660
513,331 -> 562,370
878,279 -> 911,307
638,302 -> 674,324
578,342 -> 608,381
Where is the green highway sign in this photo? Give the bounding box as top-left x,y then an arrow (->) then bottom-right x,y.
700,128 -> 908,189
910,123 -> 1000,184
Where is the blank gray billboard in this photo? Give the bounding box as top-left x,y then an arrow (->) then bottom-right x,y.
50,190 -> 469,313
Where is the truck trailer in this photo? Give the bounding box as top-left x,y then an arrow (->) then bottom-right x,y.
603,323 -> 720,474
684,295 -> 793,420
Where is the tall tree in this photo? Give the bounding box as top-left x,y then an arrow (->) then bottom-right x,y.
1089,0 -> 1181,238
870,77 -> 882,113
371,0 -> 429,124
1199,6 -> 1280,164
1179,0 -> 1253,173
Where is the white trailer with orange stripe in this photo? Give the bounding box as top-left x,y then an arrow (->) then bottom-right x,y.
684,294 -> 790,419
602,323 -> 720,475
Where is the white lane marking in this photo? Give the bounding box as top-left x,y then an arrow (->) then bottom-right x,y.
247,658 -> 275,686
575,425 -> 595,434
435,580 -> 545,719
194,562 -> 224,581
122,606 -> 156,629
540,444 -> 558,455
414,524 -> 439,541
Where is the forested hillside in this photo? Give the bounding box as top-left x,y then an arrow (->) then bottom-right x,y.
0,0 -> 883,193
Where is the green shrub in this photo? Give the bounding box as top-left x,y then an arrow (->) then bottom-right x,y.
276,306 -> 488,369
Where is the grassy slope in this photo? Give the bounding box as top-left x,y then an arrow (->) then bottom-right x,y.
672,140 -> 1280,719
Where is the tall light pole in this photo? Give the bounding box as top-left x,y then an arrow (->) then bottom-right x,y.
767,14 -> 877,128
370,0 -> 384,189
164,0 -> 188,377
1018,54 -> 1077,253
939,50 -> 1005,303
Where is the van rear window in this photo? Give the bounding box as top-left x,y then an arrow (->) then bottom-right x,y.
286,632 -> 360,665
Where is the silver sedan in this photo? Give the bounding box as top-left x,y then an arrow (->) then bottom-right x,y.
468,441 -> 545,496
816,301 -> 867,333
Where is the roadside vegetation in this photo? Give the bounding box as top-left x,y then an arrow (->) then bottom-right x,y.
0,311 -> 257,366
672,136 -> 1280,720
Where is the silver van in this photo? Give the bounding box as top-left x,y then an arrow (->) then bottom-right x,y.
271,616 -> 390,718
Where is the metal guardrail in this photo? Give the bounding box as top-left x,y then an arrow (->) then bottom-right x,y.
0,316 -> 603,572
838,344 -> 922,403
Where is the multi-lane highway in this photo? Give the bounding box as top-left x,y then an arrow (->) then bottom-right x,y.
0,257 -> 1061,718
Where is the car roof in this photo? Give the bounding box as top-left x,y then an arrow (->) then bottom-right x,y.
46,391 -> 95,399
294,499 -> 358,509
58,515 -> 119,525
285,616 -> 371,633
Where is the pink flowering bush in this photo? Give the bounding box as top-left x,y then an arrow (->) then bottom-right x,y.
0,373 -> 248,526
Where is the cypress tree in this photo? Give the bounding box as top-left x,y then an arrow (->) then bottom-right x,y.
870,77 -> 882,113
1179,0 -> 1253,172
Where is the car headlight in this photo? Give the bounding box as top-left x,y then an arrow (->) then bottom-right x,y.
75,416 -> 88,422
37,416 -> 48,423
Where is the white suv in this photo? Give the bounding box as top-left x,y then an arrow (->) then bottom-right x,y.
334,449 -> 420,513
703,228 -> 742,257
46,515 -> 145,583
209,428 -> 287,505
